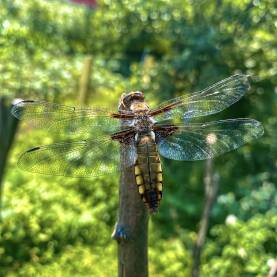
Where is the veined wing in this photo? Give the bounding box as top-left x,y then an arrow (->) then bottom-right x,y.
18,136 -> 136,178
11,100 -> 132,135
156,119 -> 263,161
151,74 -> 250,122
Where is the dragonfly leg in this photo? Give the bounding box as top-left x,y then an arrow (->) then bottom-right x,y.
153,124 -> 179,142
111,129 -> 135,143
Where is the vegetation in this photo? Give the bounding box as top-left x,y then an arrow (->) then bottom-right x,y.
0,0 -> 276,276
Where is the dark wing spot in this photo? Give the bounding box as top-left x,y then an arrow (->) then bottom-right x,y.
22,100 -> 35,103
27,146 -> 41,152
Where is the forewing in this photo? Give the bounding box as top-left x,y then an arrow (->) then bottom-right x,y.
12,100 -> 96,124
157,119 -> 263,161
11,100 -> 123,135
152,74 -> 250,122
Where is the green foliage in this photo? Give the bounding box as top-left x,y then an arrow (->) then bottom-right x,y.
0,0 -> 276,276
12,245 -> 116,277
203,211 -> 277,277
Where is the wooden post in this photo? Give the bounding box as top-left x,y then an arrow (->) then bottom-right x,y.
112,97 -> 149,277
78,55 -> 93,106
192,158 -> 219,277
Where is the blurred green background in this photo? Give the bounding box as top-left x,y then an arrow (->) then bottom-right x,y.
0,0 -> 276,276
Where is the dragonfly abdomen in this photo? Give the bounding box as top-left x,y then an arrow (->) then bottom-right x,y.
135,135 -> 163,212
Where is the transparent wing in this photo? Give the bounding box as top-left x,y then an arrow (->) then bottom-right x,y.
157,119 -> 263,161
48,116 -> 128,138
11,100 -> 125,135
11,100 -> 106,123
152,74 -> 250,122
18,137 -> 136,178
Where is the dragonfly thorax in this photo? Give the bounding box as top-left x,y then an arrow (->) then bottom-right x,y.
134,114 -> 154,133
134,114 -> 156,144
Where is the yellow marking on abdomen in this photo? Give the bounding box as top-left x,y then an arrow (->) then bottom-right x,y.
156,173 -> 163,182
157,182 -> 162,191
138,185 -> 145,194
151,163 -> 162,173
136,175 -> 143,185
135,165 -> 141,175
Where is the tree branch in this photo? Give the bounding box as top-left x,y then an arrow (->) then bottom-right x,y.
192,158 -> 219,277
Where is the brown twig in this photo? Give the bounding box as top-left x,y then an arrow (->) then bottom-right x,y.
192,158 -> 219,277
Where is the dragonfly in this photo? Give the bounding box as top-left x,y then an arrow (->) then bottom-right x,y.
11,74 -> 264,212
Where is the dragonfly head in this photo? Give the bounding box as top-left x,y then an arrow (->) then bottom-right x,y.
119,91 -> 149,112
